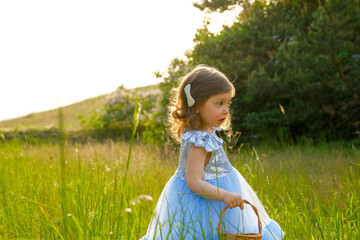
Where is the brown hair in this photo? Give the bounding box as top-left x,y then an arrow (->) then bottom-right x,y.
166,65 -> 236,143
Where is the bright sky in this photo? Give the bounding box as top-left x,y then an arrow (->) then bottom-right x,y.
0,0 -> 241,122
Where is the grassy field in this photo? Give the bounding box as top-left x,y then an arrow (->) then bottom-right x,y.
0,136 -> 358,239
1,87 -> 359,239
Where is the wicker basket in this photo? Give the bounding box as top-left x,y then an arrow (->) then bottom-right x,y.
217,199 -> 262,240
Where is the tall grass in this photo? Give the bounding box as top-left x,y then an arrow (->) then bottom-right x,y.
0,136 -> 358,238
0,103 -> 359,238
0,140 -> 158,238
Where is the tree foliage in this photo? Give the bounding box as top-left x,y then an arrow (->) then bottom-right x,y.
193,0 -> 247,12
163,0 -> 360,143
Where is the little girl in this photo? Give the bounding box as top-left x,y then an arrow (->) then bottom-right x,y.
140,66 -> 285,239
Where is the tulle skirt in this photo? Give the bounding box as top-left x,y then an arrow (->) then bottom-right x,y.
140,167 -> 285,240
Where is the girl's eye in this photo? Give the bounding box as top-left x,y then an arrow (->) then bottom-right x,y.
217,102 -> 223,106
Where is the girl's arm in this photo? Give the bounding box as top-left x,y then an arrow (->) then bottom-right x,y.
186,145 -> 244,209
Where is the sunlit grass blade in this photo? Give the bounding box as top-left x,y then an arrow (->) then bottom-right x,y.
58,104 -> 69,238
115,97 -> 142,237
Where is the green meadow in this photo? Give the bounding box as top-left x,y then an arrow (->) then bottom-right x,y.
0,86 -> 359,239
1,0 -> 359,238
0,131 -> 359,239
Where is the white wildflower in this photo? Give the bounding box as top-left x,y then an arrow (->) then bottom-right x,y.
138,194 -> 153,201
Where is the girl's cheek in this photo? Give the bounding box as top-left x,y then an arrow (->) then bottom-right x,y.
214,109 -> 222,117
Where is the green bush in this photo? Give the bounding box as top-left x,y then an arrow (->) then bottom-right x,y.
78,85 -> 165,143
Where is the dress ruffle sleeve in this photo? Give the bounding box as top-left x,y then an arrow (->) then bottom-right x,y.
180,130 -> 223,153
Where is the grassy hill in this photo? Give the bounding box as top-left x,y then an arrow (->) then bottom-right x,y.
0,84 -> 159,132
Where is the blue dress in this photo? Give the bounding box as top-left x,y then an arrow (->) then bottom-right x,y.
140,127 -> 285,240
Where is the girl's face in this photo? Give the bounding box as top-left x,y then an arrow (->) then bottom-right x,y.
198,91 -> 233,132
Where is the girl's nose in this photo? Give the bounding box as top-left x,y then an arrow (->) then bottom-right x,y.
223,106 -> 229,114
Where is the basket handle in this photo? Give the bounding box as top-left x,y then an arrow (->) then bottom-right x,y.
217,199 -> 262,235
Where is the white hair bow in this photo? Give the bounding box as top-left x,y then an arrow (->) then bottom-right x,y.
184,84 -> 195,107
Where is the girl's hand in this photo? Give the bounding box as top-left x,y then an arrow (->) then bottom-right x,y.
222,191 -> 244,210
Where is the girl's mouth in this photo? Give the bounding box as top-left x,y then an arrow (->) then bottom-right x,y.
219,117 -> 226,123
